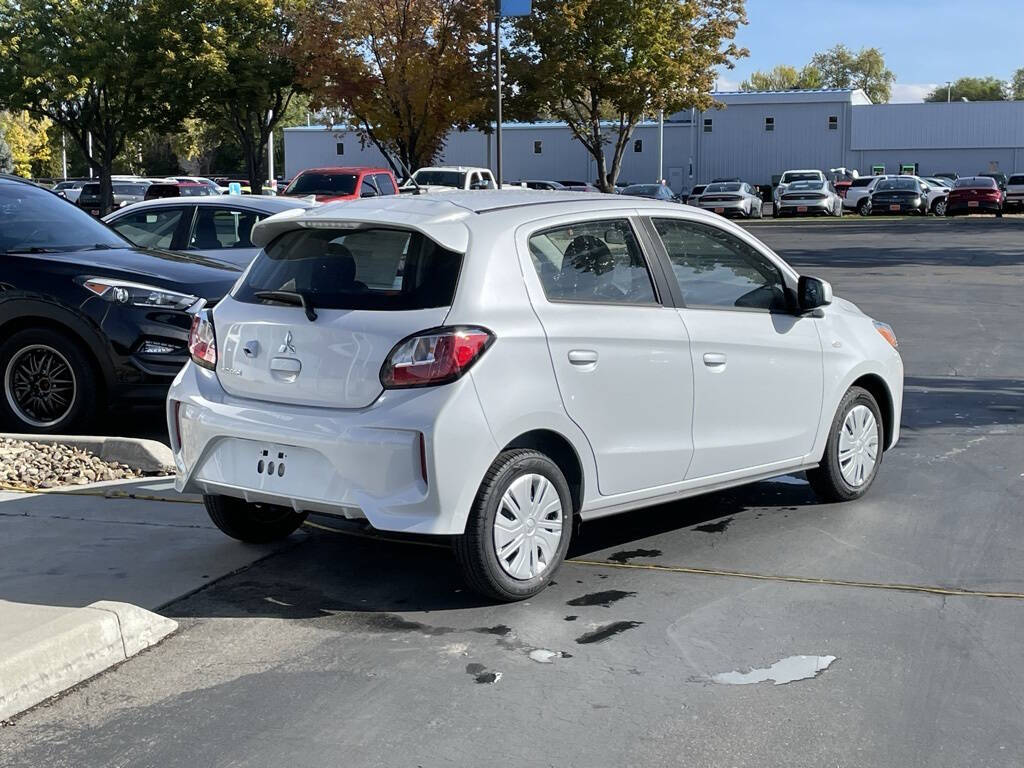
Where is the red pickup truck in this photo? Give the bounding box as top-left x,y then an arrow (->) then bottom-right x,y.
280,166 -> 399,203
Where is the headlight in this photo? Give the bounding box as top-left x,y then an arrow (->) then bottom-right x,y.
81,278 -> 198,310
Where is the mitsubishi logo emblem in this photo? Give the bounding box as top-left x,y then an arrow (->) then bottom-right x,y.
278,330 -> 296,355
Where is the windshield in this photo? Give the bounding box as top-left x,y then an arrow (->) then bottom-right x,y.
954,177 -> 997,189
622,185 -> 663,196
705,183 -> 742,193
781,172 -> 821,183
788,180 -> 824,191
877,179 -> 917,191
411,170 -> 466,188
234,227 -> 463,311
284,172 -> 358,197
113,182 -> 149,196
0,183 -> 128,253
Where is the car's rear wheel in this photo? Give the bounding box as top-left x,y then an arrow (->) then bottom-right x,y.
933,199 -> 947,216
203,494 -> 307,543
0,328 -> 98,434
454,449 -> 572,602
807,386 -> 884,503
858,199 -> 871,216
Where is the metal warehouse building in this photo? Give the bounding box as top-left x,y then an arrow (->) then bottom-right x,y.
284,89 -> 1024,192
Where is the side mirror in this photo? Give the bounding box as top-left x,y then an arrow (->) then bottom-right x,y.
798,275 -> 833,311
360,189 -> 377,198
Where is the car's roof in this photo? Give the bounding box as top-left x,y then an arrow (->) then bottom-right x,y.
106,195 -> 316,219
415,166 -> 489,173
296,166 -> 392,174
251,189 -> 737,253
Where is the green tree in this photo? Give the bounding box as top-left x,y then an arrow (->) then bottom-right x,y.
0,0 -> 213,213
195,0 -> 306,194
1013,68 -> 1024,100
0,111 -> 53,177
0,131 -> 12,175
740,64 -> 821,92
925,76 -> 1009,102
292,0 -> 491,175
809,44 -> 894,103
508,0 -> 747,192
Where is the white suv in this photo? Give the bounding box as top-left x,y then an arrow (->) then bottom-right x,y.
169,191 -> 904,601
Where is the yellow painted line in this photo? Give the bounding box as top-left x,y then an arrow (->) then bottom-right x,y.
568,558 -> 1024,601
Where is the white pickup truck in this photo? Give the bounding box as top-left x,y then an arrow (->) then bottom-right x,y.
401,166 -> 497,193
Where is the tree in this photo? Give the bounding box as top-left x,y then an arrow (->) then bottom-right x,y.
292,0 -> 491,176
740,65 -> 821,92
0,132 -> 12,175
1013,68 -> 1024,100
196,0 -> 306,195
925,76 -> 1009,102
809,44 -> 894,103
508,0 -> 747,192
0,111 -> 53,177
0,0 -> 213,213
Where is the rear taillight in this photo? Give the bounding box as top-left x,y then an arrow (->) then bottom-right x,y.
380,326 -> 494,389
188,310 -> 217,370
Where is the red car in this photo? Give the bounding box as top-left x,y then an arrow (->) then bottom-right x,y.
281,167 -> 399,203
946,176 -> 1004,217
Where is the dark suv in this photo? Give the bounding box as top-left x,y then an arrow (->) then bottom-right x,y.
0,175 -> 240,433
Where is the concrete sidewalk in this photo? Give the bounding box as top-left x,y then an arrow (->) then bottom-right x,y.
0,479 -> 301,720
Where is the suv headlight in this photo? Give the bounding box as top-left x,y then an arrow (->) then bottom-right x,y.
81,278 -> 199,310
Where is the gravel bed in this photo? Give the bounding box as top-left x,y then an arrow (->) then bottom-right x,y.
0,437 -> 146,489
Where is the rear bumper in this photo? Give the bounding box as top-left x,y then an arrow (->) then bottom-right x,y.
947,200 -> 1001,214
698,200 -> 748,216
167,362 -> 499,535
776,201 -> 830,215
870,201 -> 922,214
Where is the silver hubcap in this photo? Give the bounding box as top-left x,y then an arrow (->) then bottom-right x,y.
838,405 -> 879,487
493,473 -> 563,581
4,344 -> 77,428
936,200 -> 946,215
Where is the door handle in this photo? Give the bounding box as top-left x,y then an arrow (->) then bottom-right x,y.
568,350 -> 599,365
703,352 -> 727,368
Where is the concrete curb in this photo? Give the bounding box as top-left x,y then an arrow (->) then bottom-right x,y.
1,434 -> 175,474
0,599 -> 177,721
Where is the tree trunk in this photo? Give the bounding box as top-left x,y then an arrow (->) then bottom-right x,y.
245,141 -> 266,196
98,164 -> 115,217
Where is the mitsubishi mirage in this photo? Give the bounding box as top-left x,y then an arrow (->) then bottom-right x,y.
168,191 -> 904,601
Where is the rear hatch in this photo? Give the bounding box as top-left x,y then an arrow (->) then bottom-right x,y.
214,225 -> 463,409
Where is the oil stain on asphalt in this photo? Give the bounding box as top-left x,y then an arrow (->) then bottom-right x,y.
694,517 -> 733,534
575,621 -> 643,644
607,549 -> 662,563
566,590 -> 636,607
466,663 -> 502,684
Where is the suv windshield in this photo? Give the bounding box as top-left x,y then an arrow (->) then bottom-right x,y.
781,172 -> 821,183
234,227 -> 463,311
284,173 -> 358,197
412,170 -> 466,188
0,183 -> 128,253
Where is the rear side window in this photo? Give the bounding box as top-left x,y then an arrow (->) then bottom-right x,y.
527,219 -> 656,305
234,228 -> 463,311
110,207 -> 187,249
374,174 -> 397,195
190,208 -> 262,250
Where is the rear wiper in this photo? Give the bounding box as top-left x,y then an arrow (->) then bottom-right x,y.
253,290 -> 318,322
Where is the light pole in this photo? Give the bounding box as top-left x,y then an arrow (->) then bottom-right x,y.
657,110 -> 664,183
493,1 -> 532,189
946,81 -> 952,103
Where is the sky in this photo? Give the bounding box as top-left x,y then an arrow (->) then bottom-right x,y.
719,1 -> 1023,102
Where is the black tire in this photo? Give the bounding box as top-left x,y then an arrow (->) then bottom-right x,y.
203,494 -> 307,543
996,209 -> 1003,218
807,386 -> 884,503
857,199 -> 870,216
454,449 -> 572,602
0,327 -> 99,433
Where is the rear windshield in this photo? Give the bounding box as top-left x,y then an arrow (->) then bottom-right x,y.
705,183 -> 742,193
877,179 -> 917,191
850,178 -> 873,187
412,170 -> 466,188
234,227 -> 463,311
1008,175 -> 1024,185
690,186 -> 706,195
781,172 -> 820,183
788,180 -> 824,191
954,177 -> 997,189
284,172 -> 358,197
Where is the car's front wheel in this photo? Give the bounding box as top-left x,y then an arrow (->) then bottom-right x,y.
0,327 -> 98,433
204,495 -> 307,543
454,449 -> 572,602
933,199 -> 947,217
807,386 -> 884,503
858,199 -> 871,216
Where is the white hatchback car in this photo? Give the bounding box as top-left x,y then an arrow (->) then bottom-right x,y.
169,191 -> 903,601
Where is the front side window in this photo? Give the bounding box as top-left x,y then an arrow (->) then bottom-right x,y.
652,218 -> 787,312
190,208 -> 262,250
111,207 -> 187,249
374,174 -> 397,195
527,219 -> 656,305
234,227 -> 463,311
360,177 -> 378,197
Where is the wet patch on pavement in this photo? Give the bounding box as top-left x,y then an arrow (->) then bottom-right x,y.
694,517 -> 733,534
566,590 -> 636,607
575,621 -> 643,644
465,663 -> 502,684
697,655 -> 837,686
606,549 -> 662,564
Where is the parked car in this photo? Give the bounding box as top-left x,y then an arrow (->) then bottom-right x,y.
104,195 -> 316,268
172,176 -> 227,195
401,166 -> 496,193
978,172 -> 1008,192
868,177 -> 930,216
683,184 -> 708,205
518,180 -> 567,191
619,183 -> 676,202
53,179 -> 88,203
556,180 -> 601,193
917,177 -> 950,216
144,181 -> 217,200
694,181 -> 763,218
844,175 -> 891,214
77,180 -> 151,215
1005,173 -> 1024,211
775,179 -> 843,217
168,190 -> 903,601
0,174 -> 241,433
773,169 -> 827,211
933,172 -> 958,184
282,167 -> 399,203
945,176 -> 1004,217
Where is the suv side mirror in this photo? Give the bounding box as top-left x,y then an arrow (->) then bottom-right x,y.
798,275 -> 833,311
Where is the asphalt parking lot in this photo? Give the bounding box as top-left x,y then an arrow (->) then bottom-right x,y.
3,217 -> 1023,767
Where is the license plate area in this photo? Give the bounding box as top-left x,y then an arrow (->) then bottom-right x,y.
968,200 -> 979,207
714,207 -> 725,214
198,437 -> 333,496
889,204 -> 901,211
797,206 -> 808,213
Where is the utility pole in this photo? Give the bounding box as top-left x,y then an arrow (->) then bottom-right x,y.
267,110 -> 275,191
946,81 -> 952,103
494,2 -> 503,189
61,132 -> 67,180
87,132 -> 93,178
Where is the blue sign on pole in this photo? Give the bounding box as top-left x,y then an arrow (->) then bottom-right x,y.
500,0 -> 531,16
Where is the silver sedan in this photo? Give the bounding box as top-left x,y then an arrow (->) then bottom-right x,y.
775,180 -> 843,218
695,182 -> 763,218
